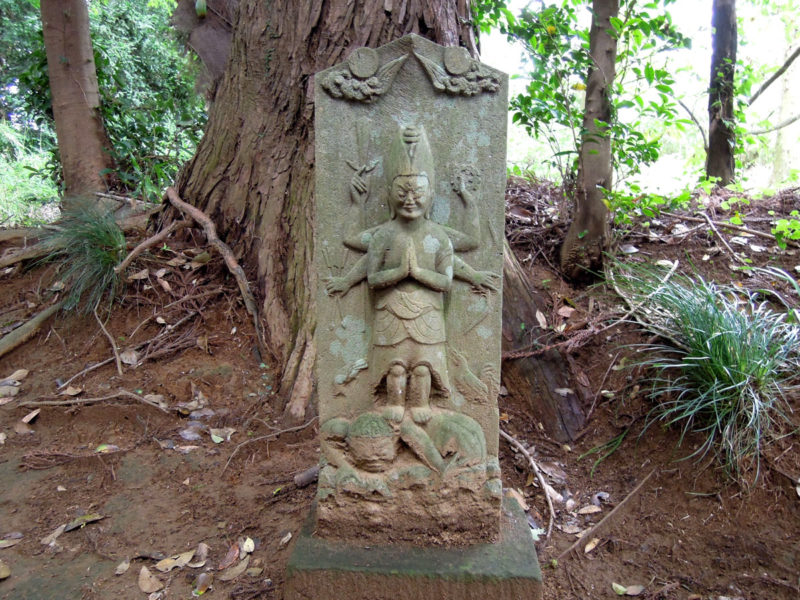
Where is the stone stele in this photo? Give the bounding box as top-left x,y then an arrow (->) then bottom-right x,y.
314,34 -> 506,546
285,34 -> 542,600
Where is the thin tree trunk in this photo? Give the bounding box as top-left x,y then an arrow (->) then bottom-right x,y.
173,0 -> 478,421
706,0 -> 737,185
560,0 -> 618,280
40,0 -> 113,200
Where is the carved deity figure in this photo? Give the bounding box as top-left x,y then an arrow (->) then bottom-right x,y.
326,125 -> 498,426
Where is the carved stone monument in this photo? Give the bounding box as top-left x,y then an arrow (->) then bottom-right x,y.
286,34 -> 542,600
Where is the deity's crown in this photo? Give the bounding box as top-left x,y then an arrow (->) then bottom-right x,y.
386,124 -> 435,189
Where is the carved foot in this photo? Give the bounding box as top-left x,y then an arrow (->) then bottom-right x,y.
410,406 -> 432,424
382,405 -> 405,423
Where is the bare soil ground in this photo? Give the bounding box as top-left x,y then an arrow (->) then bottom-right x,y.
1,183 -> 799,599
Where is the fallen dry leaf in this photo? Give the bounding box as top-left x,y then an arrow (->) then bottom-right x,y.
218,542 -> 239,570
7,369 -> 28,382
62,386 -> 83,396
0,386 -> 19,397
21,409 -> 40,424
0,559 -> 10,580
115,558 -> 130,575
240,537 -> 255,555
535,309 -> 547,329
0,398 -> 14,407
40,524 -> 66,546
218,555 -> 250,582
155,549 -> 195,573
279,532 -> 292,546
138,566 -> 163,593
120,349 -> 138,366
156,278 -> 172,293
14,421 -> 34,435
129,268 -> 149,280
584,537 -> 600,553
0,538 -> 21,549
504,488 -> 529,511
557,306 -> 576,318
187,542 -> 210,568
64,513 -> 105,532
577,505 -> 602,515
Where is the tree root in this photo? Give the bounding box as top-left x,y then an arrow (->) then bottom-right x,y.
165,187 -> 269,361
0,301 -> 63,359
19,389 -> 169,413
500,429 -> 555,540
114,219 -> 190,275
223,417 -> 318,474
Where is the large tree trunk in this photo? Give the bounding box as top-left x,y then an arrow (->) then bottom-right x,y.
706,0 -> 737,185
174,0 -> 478,421
41,0 -> 113,200
560,0 -> 618,281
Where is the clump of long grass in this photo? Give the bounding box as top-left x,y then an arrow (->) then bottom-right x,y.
43,199 -> 127,312
612,262 -> 800,481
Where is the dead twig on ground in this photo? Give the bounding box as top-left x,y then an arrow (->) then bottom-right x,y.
114,219 -> 190,275
166,187 -> 269,361
57,311 -> 197,389
500,429 -> 555,540
698,211 -> 747,264
223,417 -> 318,474
0,301 -> 63,359
94,307 -> 123,376
556,468 -> 657,561
661,210 -> 800,248
19,389 -> 169,412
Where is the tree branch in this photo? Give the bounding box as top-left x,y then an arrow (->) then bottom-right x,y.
748,45 -> 800,106
678,99 -> 708,152
747,112 -> 800,136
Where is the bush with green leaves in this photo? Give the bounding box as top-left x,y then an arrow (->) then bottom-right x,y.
477,0 -> 690,185
43,200 -> 127,313
612,262 -> 800,482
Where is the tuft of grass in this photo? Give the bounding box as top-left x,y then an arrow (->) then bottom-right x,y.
42,199 -> 127,313
613,262 -> 800,482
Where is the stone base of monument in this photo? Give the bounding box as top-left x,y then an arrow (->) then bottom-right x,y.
284,497 -> 542,600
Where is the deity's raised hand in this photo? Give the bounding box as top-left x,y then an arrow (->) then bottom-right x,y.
349,166 -> 369,204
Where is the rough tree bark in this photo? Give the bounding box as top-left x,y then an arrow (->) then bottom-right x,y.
706,0 -> 737,185
173,0 -> 479,422
40,0 -> 113,200
560,0 -> 618,281
502,242 -> 585,442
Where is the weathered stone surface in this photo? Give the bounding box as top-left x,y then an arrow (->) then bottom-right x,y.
285,498 -> 543,600
314,34 -> 507,545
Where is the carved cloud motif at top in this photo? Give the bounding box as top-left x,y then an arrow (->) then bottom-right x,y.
320,48 -> 408,103
415,46 -> 500,97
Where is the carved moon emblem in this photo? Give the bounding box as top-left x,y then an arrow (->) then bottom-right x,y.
443,46 -> 472,76
348,47 -> 380,78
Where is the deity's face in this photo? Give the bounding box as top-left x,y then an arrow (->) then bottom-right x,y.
390,174 -> 431,221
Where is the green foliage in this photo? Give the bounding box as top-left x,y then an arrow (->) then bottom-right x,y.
615,262 -> 800,482
89,0 -> 206,201
492,0 -> 690,184
42,200 -> 127,313
603,182 -> 692,225
0,121 -> 58,225
0,0 -> 205,204
771,210 -> 800,249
